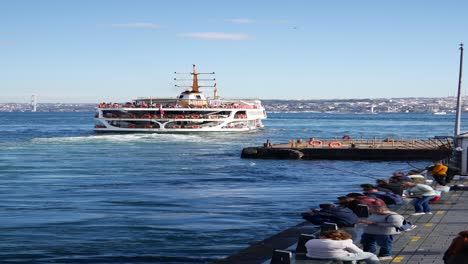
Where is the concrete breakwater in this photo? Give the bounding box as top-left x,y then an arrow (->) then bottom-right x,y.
241,137 -> 453,161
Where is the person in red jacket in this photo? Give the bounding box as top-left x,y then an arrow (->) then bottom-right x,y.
340,193 -> 386,215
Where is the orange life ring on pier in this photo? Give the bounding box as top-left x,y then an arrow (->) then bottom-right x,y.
308,139 -> 323,147
328,141 -> 342,148
175,115 -> 185,119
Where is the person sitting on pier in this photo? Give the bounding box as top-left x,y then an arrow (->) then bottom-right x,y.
342,193 -> 386,214
360,184 -> 404,206
301,203 -> 358,227
376,179 -> 404,196
407,170 -> 426,184
363,182 -> 392,194
402,181 -> 437,215
305,229 -> 381,264
336,196 -> 360,214
359,205 -> 404,260
389,171 -> 412,184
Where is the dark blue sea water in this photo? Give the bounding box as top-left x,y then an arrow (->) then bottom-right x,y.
0,112 -> 465,263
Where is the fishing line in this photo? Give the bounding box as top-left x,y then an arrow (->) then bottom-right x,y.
314,164 -> 382,180
405,161 -> 430,171
315,162 -> 431,181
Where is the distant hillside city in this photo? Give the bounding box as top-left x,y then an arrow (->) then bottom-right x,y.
0,97 -> 466,114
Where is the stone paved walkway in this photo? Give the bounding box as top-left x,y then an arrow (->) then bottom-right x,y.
385,180 -> 468,264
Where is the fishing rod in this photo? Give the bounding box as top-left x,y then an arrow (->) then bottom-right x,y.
405,161 -> 431,172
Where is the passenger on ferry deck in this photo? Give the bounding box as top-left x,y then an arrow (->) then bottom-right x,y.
305,230 -> 380,264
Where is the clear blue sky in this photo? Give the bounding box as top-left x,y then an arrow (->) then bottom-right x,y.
1,0 -> 467,103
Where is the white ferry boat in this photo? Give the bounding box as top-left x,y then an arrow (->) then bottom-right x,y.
94,65 -> 267,133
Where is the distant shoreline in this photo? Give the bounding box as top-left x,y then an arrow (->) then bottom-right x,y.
0,97 -> 463,113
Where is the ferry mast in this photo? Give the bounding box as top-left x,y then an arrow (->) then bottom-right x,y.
174,64 -> 215,92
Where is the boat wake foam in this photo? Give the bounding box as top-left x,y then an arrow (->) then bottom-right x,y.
30,133 -> 235,144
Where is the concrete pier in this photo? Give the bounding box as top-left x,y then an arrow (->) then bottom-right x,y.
388,181 -> 468,263
241,137 -> 453,160
214,177 -> 468,264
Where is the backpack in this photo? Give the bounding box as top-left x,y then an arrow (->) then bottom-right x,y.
385,214 -> 414,232
382,192 -> 404,205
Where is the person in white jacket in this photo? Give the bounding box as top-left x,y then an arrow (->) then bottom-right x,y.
402,182 -> 437,215
305,230 -> 380,264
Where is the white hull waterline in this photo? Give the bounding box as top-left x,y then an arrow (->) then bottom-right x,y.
94,102 -> 266,133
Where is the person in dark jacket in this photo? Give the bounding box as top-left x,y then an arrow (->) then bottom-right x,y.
443,230 -> 468,264
376,179 -> 404,196
361,184 -> 404,205
302,203 -> 358,227
389,171 -> 412,184
362,182 -> 392,194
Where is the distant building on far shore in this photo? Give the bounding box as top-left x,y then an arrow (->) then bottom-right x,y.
31,95 -> 37,112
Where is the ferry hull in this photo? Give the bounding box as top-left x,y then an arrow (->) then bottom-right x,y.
93,65 -> 267,133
